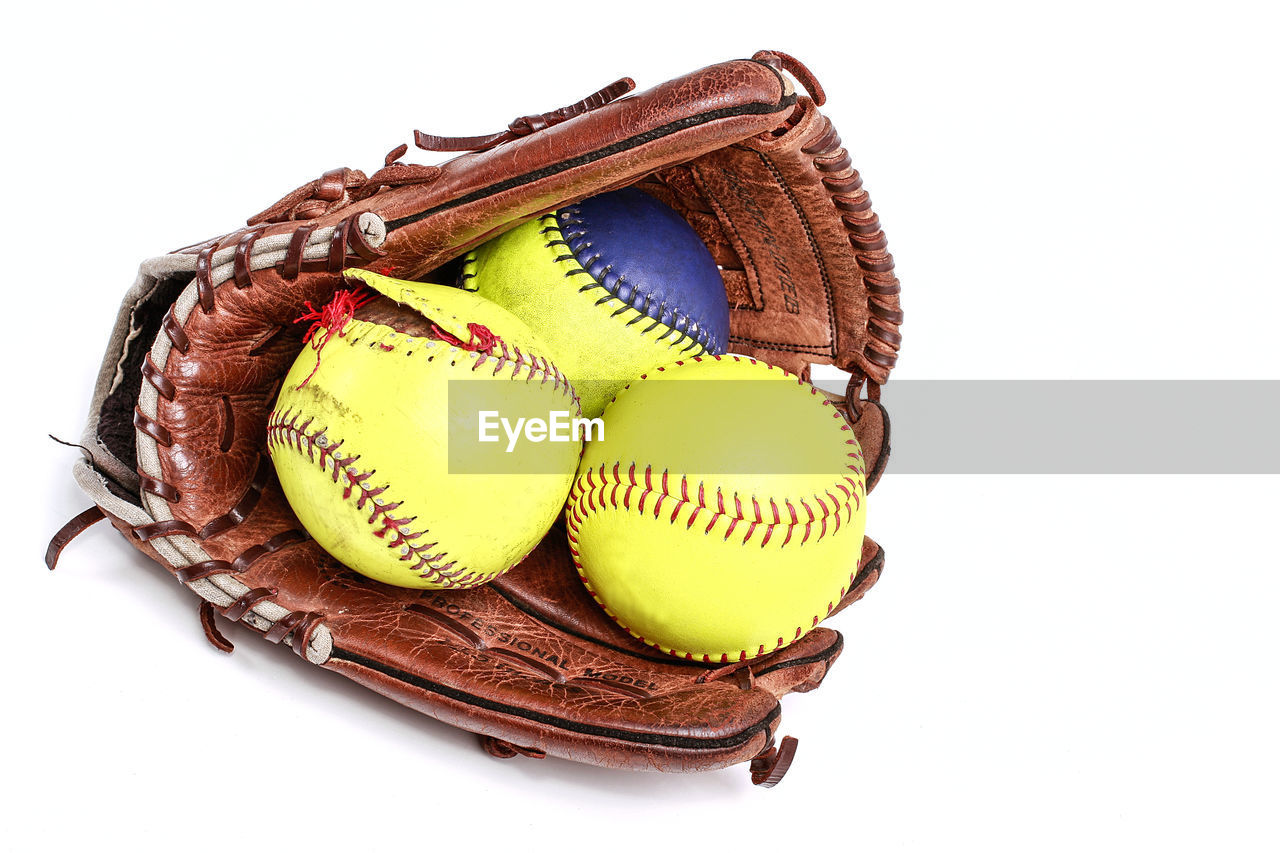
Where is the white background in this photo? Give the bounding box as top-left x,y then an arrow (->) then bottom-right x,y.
6,1 -> 1278,850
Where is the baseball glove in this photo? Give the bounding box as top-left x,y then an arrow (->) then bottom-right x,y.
48,49 -> 902,786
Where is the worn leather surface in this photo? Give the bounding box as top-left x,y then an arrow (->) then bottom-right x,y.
83,52 -> 901,776
640,98 -> 902,381
105,483 -> 880,770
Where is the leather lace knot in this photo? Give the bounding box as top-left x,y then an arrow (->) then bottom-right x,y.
752,49 -> 826,106
245,76 -> 636,224
247,167 -> 369,226
413,76 -> 636,153
247,160 -> 443,226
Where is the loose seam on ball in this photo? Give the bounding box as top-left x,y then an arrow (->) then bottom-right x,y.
327,318 -> 580,408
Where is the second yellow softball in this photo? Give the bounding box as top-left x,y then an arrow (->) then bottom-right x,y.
566,355 -> 867,662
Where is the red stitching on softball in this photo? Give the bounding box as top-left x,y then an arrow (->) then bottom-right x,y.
265,410 -> 479,588
567,465 -> 862,552
561,354 -> 870,661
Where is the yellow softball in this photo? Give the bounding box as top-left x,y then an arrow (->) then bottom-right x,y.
566,355 -> 867,662
460,187 -> 731,418
269,269 -> 582,590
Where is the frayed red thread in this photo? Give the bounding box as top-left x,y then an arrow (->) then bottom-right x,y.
430,322 -> 498,353
297,287 -> 375,343
294,288 -> 376,388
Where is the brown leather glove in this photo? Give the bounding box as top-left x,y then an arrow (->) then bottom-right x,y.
48,50 -> 902,786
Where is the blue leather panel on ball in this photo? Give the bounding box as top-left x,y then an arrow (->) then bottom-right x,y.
559,187 -> 730,354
